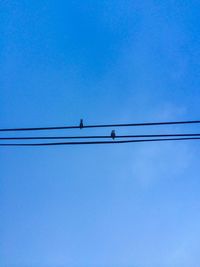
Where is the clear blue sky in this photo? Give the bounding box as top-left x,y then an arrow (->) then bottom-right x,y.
1,1 -> 200,267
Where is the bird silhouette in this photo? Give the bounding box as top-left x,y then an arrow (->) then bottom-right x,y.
80,119 -> 83,129
111,130 -> 116,140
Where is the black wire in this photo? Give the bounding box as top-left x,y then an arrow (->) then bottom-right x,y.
1,119 -> 200,132
1,133 -> 200,140
1,137 -> 200,146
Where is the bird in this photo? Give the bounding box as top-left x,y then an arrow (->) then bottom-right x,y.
111,130 -> 116,140
80,119 -> 83,129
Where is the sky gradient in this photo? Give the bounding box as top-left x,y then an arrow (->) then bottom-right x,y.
1,1 -> 200,267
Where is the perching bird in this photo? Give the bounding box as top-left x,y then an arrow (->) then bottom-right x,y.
80,119 -> 83,129
111,130 -> 116,140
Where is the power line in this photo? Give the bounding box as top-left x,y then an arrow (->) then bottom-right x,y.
1,119 -> 200,132
1,133 -> 200,140
1,137 -> 200,146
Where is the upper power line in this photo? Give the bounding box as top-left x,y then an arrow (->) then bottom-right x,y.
1,119 -> 200,132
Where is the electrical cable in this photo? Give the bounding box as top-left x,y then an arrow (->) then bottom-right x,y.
1,137 -> 200,146
1,119 -> 200,132
1,133 -> 200,140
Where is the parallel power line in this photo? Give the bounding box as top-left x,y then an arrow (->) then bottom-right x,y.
1,119 -> 200,146
1,133 -> 200,140
1,119 -> 200,132
1,137 -> 200,146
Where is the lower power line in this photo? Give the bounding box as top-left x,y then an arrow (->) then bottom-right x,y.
0,133 -> 200,140
1,137 -> 200,146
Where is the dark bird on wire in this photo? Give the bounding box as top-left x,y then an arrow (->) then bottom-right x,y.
80,119 -> 84,129
111,130 -> 116,140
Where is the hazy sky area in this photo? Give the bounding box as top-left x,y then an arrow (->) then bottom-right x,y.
1,1 -> 200,267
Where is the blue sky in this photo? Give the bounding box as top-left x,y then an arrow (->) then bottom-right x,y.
1,1 -> 200,266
